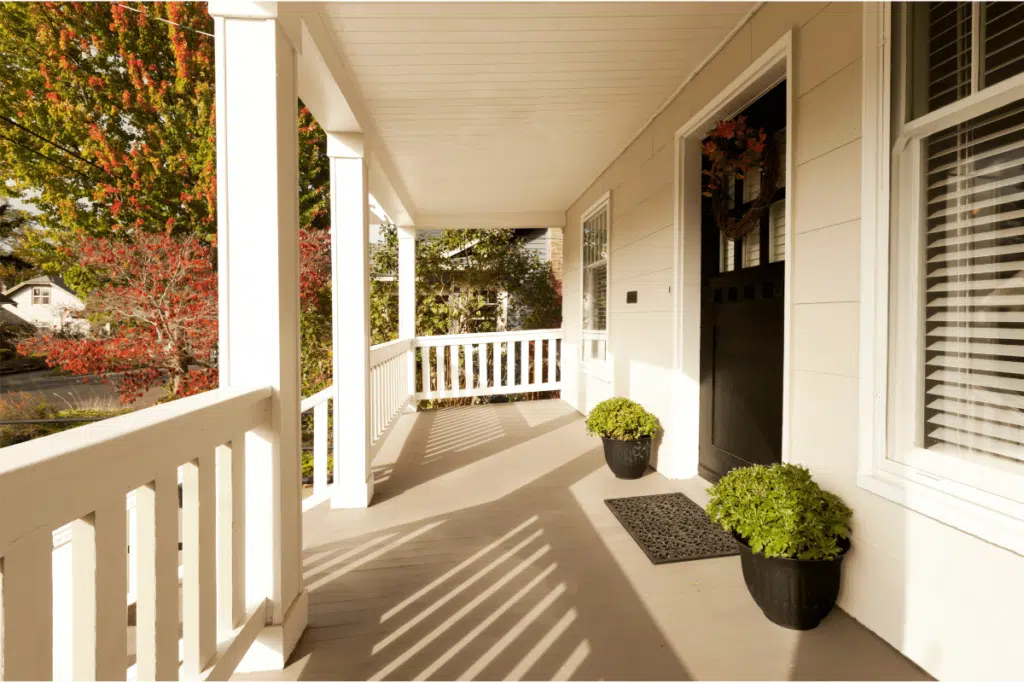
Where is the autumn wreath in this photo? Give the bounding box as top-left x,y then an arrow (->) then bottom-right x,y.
702,116 -> 779,241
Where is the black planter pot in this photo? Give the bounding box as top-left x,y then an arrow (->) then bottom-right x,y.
735,534 -> 850,630
601,436 -> 651,479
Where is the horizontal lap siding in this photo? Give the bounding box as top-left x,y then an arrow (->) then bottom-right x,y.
560,3 -> 1024,679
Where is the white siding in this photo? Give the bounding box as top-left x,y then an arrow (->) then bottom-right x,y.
5,284 -> 85,332
561,3 -> 1024,679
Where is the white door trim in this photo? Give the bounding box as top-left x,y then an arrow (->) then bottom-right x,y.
666,31 -> 794,479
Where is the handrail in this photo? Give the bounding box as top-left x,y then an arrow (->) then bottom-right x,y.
370,336 -> 414,365
0,385 -> 273,680
0,386 -> 271,550
300,384 -> 334,413
414,328 -> 562,347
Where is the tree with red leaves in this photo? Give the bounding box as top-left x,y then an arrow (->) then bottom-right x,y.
0,3 -> 338,401
0,2 -> 217,283
19,234 -> 217,402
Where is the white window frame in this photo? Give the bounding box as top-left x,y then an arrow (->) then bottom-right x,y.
580,191 -> 611,382
860,2 -> 1024,555
31,286 -> 50,305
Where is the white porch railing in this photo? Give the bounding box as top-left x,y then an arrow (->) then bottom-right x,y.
369,337 -> 414,457
415,329 -> 562,400
0,387 -> 272,681
299,385 -> 334,511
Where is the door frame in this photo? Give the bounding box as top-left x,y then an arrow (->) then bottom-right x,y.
665,31 -> 794,480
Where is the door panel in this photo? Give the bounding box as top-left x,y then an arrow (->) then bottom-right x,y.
698,81 -> 786,482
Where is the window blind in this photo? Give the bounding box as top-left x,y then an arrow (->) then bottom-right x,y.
582,208 -> 608,332
923,98 -> 1024,464
983,2 -> 1024,88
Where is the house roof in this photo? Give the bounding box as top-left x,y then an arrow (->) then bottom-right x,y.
5,275 -> 73,296
0,291 -> 16,306
0,307 -> 31,328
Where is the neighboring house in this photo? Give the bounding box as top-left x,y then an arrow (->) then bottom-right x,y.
0,275 -> 86,333
438,227 -> 563,330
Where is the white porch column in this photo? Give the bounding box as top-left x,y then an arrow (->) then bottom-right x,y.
398,225 -> 417,396
212,1 -> 307,671
328,132 -> 375,508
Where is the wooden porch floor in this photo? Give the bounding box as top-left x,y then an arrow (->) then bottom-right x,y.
236,399 -> 929,681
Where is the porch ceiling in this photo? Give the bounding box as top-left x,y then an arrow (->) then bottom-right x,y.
300,2 -> 756,228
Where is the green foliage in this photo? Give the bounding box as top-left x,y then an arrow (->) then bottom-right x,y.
0,394 -> 127,447
370,224 -> 562,345
585,397 -> 661,440
705,463 -> 852,560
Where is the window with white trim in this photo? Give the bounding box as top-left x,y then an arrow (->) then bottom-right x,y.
581,194 -> 610,371
31,286 -> 50,305
866,2 -> 1024,545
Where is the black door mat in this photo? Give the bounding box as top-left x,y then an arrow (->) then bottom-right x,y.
605,492 -> 742,565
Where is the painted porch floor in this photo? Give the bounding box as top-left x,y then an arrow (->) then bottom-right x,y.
235,399 -> 929,682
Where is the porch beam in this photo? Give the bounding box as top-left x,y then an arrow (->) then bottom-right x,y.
212,6 -> 306,670
328,131 -> 375,509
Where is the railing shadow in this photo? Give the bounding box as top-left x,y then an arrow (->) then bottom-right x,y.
290,451 -> 694,681
369,400 -> 581,505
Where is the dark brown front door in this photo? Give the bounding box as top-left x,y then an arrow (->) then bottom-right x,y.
698,82 -> 787,482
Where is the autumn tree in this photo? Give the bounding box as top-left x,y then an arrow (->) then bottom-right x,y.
0,3 -> 337,399
19,233 -> 218,402
0,2 -> 217,283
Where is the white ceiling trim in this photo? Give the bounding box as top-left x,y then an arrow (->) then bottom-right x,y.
298,12 -> 417,226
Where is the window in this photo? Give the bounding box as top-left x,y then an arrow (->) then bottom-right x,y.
31,286 -> 50,305
743,225 -> 762,268
862,2 -> 1024,552
720,233 -> 736,273
581,193 -> 610,373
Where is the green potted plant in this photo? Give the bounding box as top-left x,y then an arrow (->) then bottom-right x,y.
706,463 -> 852,630
585,397 -> 661,479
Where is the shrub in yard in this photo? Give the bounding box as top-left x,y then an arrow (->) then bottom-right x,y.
705,463 -> 852,560
0,395 -> 128,447
585,397 -> 661,440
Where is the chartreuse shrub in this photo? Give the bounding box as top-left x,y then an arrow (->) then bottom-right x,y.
706,464 -> 852,560
585,397 -> 661,440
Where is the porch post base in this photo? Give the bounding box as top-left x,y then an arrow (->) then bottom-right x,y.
331,476 -> 374,509
235,589 -> 308,673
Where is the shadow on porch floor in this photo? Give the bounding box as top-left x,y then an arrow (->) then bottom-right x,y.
236,399 -> 931,681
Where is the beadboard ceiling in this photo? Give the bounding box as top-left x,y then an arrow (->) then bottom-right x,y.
313,2 -> 755,226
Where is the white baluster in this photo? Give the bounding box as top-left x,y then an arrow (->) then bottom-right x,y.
420,346 -> 429,395
549,337 -> 558,384
509,340 -> 518,389
464,343 -> 474,390
491,342 -> 500,388
183,451 -> 216,677
69,501 -> 128,681
480,343 -> 489,389
313,401 -> 328,495
450,344 -> 460,394
536,339 -> 544,387
216,438 -> 245,636
135,471 -> 178,681
1,526 -> 53,680
436,346 -> 446,397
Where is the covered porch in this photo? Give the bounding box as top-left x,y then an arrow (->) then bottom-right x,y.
244,400 -> 925,681
4,0 -> 1020,680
